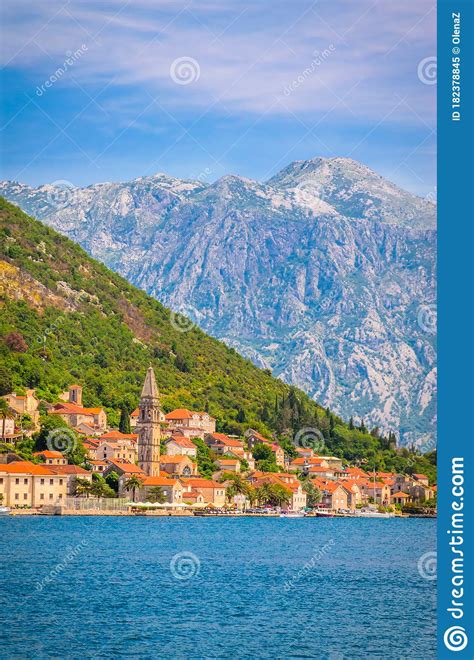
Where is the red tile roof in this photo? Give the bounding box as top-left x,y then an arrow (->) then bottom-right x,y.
165,408 -> 193,420
0,461 -> 56,475
165,436 -> 196,449
33,450 -> 64,459
142,476 -> 177,487
180,478 -> 223,489
100,430 -> 138,441
47,465 -> 91,475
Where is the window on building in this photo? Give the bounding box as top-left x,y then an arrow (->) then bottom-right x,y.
59,479 -> 63,485
23,493 -> 28,500
50,479 -> 54,485
40,494 -> 44,500
40,478 -> 45,485
15,493 -> 19,500
24,478 -> 28,484
15,478 -> 19,485
49,493 -> 53,499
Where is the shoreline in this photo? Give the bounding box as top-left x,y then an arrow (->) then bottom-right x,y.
5,509 -> 437,518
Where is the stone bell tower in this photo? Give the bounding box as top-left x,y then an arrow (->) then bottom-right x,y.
137,366 -> 161,476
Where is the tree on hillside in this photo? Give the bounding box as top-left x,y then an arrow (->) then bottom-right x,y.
0,367 -> 13,396
4,332 -> 28,353
119,405 -> 131,434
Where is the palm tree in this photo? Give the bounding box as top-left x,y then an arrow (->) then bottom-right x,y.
256,482 -> 291,508
219,473 -> 252,509
146,486 -> 167,504
123,475 -> 144,502
74,477 -> 93,498
0,399 -> 15,441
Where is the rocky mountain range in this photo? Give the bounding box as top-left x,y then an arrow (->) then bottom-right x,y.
0,157 -> 437,447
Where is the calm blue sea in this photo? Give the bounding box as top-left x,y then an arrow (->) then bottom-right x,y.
0,517 -> 436,659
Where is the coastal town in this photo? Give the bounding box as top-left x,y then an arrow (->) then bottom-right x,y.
0,367 -> 436,517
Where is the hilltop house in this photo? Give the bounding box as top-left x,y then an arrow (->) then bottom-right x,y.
159,455 -> 197,478
164,409 -> 216,438
164,434 -> 197,458
95,431 -> 138,463
244,429 -> 285,467
33,450 -> 68,466
49,402 -> 107,432
4,389 -> 40,432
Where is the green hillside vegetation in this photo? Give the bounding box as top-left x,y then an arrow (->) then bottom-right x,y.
0,198 -> 436,482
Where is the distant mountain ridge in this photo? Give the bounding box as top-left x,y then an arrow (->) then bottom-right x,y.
0,157 -> 437,446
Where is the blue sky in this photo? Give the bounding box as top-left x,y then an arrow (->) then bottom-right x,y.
1,0 -> 436,195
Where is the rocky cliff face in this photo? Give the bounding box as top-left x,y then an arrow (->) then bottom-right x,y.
0,157 -> 436,446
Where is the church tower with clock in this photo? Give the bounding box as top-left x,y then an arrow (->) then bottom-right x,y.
137,366 -> 161,476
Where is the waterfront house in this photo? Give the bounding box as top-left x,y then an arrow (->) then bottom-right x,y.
391,491 -> 411,505
312,478 -> 349,511
136,475 -> 184,505
47,464 -> 93,495
0,461 -> 67,508
180,477 -> 227,507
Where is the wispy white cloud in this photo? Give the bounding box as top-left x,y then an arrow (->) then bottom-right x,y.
2,0 -> 436,124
